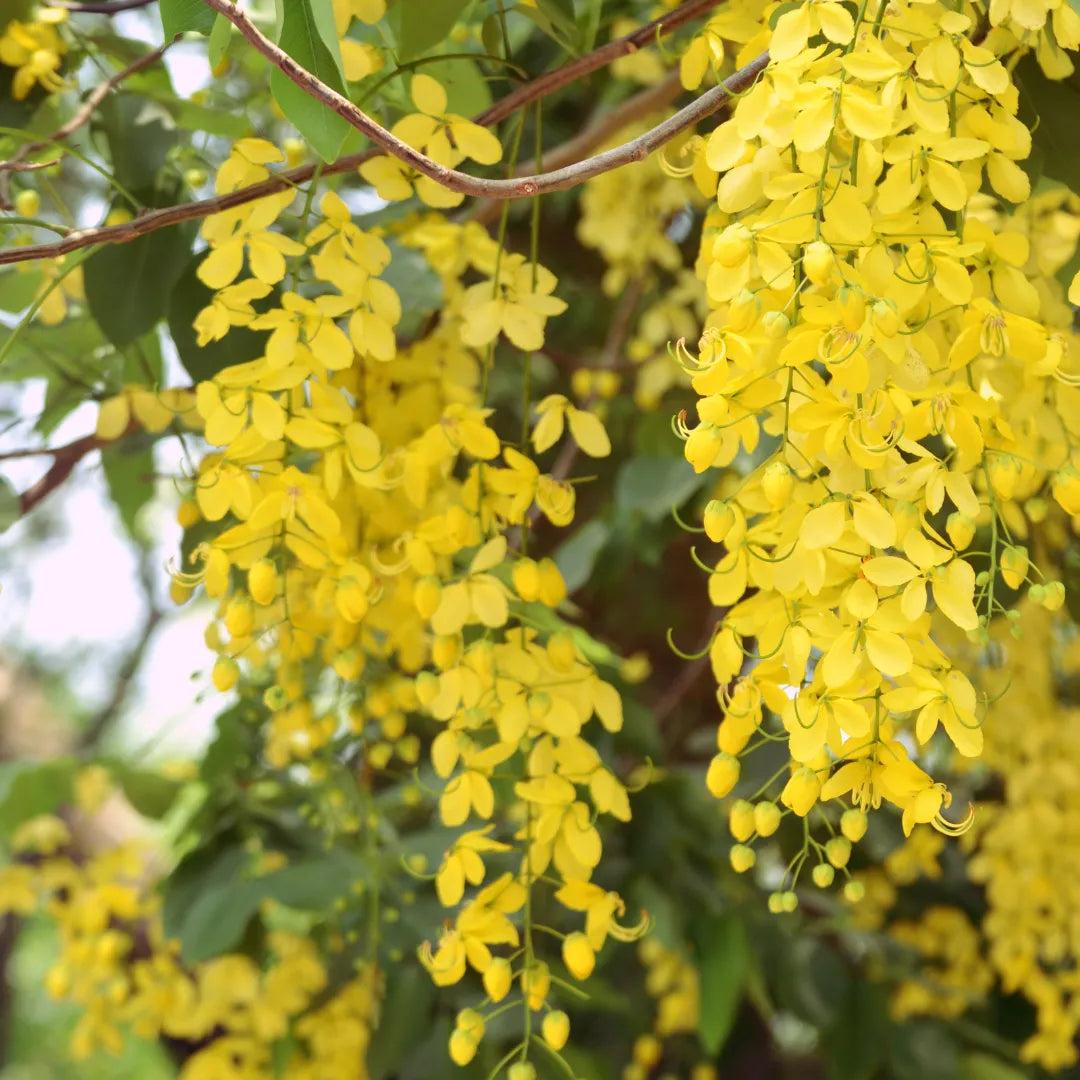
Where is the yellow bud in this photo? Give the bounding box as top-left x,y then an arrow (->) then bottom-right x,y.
1000,545 -> 1028,589
184,168 -> 207,188
712,223 -> 752,267
14,189 -> 40,218
728,289 -> 759,331
105,207 -> 133,226
413,575 -> 442,619
212,656 -> 239,692
521,962 -> 550,1010
703,499 -> 735,543
633,1035 -> 662,1068
1042,581 -> 1066,611
730,843 -> 756,872
248,559 -> 277,605
802,240 -> 834,287
843,880 -> 865,903
562,931 -> 595,980
825,836 -> 851,868
780,767 -> 820,817
871,299 -> 900,337
761,460 -> 793,508
571,368 -> 593,400
483,957 -> 512,1002
547,631 -> 577,671
508,1064 -> 537,1080
729,799 -> 755,841
706,752 -> 740,799
537,559 -> 566,607
170,580 -> 193,606
840,808 -> 867,843
456,1008 -> 485,1042
754,801 -> 781,837
945,512 -> 975,551
542,1010 -> 570,1051
333,649 -> 364,680
761,310 -> 791,339
779,890 -> 798,912
1053,467 -> 1080,515
811,862 -> 835,888
448,1029 -> 478,1066
989,456 -> 1020,501
513,558 -> 541,602
224,596 -> 254,638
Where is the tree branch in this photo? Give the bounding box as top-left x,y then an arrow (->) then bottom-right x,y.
51,0 -> 157,10
202,0 -> 767,200
16,429 -> 124,516
0,36 -> 178,209
0,0 -> 754,267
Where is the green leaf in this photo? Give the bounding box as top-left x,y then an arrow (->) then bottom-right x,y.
159,0 -> 217,37
271,0 -> 352,161
390,0 -> 471,60
615,456 -> 708,524
101,438 -> 156,540
97,94 -> 178,193
85,223 -> 194,348
0,758 -> 77,835
208,10 -> 232,68
379,238 -> 444,337
367,966 -> 436,1080
106,761 -> 183,819
0,268 -> 45,314
961,1053 -> 1029,1080
1016,56 -> 1080,196
305,0 -> 347,81
692,913 -> 749,1056
823,982 -> 889,1080
577,0 -> 604,52
781,936 -> 851,1027
165,842 -> 368,963
0,477 -> 20,534
167,254 -> 278,382
889,1019 -> 961,1080
554,519 -> 609,593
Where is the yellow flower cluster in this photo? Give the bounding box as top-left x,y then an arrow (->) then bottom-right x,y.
0,819 -> 377,1078
672,0 -> 1080,901
0,10 -> 67,100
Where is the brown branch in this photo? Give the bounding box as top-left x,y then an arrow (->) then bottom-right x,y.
470,69 -> 684,227
473,0 -> 720,128
16,429 -> 120,516
202,0 -> 768,200
0,0 -> 741,266
0,36 -> 178,208
52,0 -> 156,9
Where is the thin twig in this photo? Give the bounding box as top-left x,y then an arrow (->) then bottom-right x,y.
202,0 -> 768,200
0,0 -> 744,266
0,36 -> 178,208
16,428 -> 128,516
51,0 -> 157,9
470,69 -> 683,227
473,0 -> 719,128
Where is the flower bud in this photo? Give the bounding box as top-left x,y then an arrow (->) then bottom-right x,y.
730,843 -> 756,872
1042,581 -> 1066,611
14,189 -> 40,218
703,499 -> 736,543
522,962 -> 550,1010
633,1035 -> 662,1068
754,801 -> 781,837
508,1064 -> 537,1080
513,558 -> 541,602
537,559 -> 566,607
844,879 -> 866,903
802,240 -> 834,287
562,931 -> 595,980
224,595 -> 254,638
825,836 -> 852,868
762,310 -> 791,339
811,862 -> 835,888
248,559 -> 277,606
712,223 -> 752,267
779,890 -> 799,912
761,461 -> 793,508
448,1029 -> 478,1066
780,767 -> 820,817
728,799 -> 755,841
542,1010 -> 570,1050
945,513 -> 975,551
212,656 -> 239,692
483,957 -> 512,1002
840,808 -> 867,843
706,752 -> 740,799
1000,545 -> 1029,589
